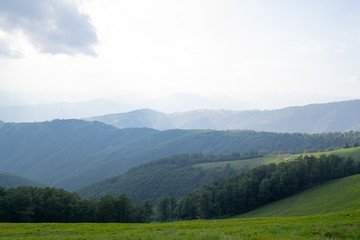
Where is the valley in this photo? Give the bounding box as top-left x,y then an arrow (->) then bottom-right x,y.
1,118 -> 358,191
2,0 -> 360,238
1,100 -> 360,239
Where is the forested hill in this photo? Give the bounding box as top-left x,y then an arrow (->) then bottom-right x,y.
78,147 -> 360,202
86,99 -> 360,133
1,119 -> 360,191
77,154 -> 241,202
0,173 -> 46,189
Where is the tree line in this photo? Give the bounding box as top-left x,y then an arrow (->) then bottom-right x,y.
1,153 -> 359,223
173,154 -> 360,220
0,187 -> 153,223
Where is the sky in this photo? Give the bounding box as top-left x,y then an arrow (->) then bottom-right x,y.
0,0 -> 360,110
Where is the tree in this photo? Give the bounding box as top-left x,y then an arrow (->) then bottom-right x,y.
97,195 -> 117,222
133,200 -> 154,223
197,190 -> 213,219
157,195 -> 176,222
116,194 -> 134,223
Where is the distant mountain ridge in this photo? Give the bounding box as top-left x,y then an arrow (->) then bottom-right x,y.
86,99 -> 360,133
0,173 -> 46,189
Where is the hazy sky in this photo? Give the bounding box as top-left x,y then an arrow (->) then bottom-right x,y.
0,0 -> 359,107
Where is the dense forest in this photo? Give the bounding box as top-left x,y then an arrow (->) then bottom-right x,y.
175,154 -> 360,220
2,153 -> 359,223
0,187 -> 153,223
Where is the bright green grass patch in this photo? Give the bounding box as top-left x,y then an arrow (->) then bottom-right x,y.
237,174 -> 360,218
194,147 -> 360,171
193,154 -> 286,170
304,146 -> 360,161
0,211 -> 359,239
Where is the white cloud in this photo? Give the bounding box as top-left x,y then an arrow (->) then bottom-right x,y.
1,0 -> 360,107
0,0 -> 98,56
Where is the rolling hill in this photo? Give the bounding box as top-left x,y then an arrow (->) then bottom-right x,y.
87,99 -> 360,133
1,119 -> 359,191
77,147 -> 360,202
77,154 -> 241,202
238,174 -> 360,218
194,146 -> 360,170
0,173 -> 46,189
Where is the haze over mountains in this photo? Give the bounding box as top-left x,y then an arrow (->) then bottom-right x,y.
87,100 -> 360,133
0,173 -> 46,189
0,91 -> 350,122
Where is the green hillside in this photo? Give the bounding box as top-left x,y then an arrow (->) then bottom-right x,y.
238,174 -> 360,218
77,154 -> 240,202
78,147 -> 360,202
0,173 -> 46,189
2,119 -> 359,191
194,146 -> 360,170
193,154 -> 284,170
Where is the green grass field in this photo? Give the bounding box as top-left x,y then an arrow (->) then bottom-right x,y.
0,211 -> 359,239
193,146 -> 360,171
237,174 -> 360,218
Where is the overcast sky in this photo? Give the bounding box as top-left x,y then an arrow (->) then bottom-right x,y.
0,0 -> 359,109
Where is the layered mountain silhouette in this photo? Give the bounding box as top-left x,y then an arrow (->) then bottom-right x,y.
87,100 -> 360,133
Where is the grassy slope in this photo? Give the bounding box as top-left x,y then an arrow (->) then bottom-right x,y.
194,146 -> 360,171
193,154 -> 284,170
0,211 -> 359,239
237,174 -> 360,218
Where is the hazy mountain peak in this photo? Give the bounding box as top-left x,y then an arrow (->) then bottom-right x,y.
88,99 -> 360,133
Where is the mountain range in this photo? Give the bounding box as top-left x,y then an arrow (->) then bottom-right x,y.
87,99 -> 360,133
1,119 -> 358,191
0,91 -> 350,123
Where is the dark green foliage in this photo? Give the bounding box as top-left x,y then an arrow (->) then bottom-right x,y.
156,195 -> 177,222
0,187 -> 152,223
1,119 -> 360,191
177,154 -> 360,220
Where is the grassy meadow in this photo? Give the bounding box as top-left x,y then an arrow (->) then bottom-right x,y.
238,174 -> 360,218
0,211 -> 359,239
